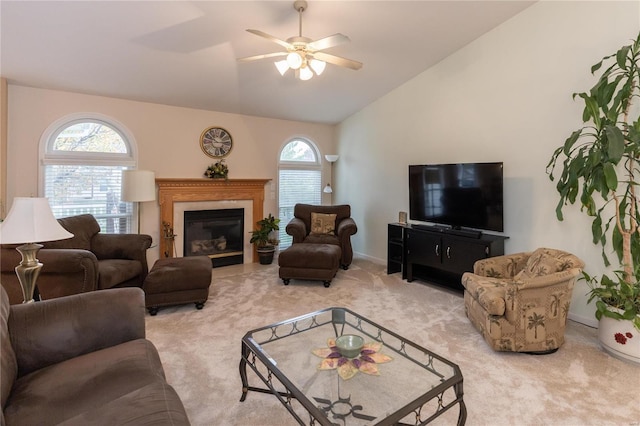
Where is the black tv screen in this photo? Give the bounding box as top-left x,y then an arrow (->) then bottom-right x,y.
409,162 -> 504,232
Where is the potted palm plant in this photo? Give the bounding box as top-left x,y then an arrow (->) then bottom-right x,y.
250,214 -> 281,265
547,32 -> 640,363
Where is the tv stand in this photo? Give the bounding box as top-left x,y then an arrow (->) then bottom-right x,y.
387,223 -> 508,291
447,228 -> 483,239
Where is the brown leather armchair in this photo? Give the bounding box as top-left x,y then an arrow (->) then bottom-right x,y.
0,286 -> 190,424
285,204 -> 357,268
1,214 -> 152,304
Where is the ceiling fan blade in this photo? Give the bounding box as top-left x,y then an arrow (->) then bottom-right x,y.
307,33 -> 350,51
246,29 -> 293,50
312,52 -> 363,71
237,52 -> 287,62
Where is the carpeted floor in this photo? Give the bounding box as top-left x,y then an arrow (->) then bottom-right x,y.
145,257 -> 639,425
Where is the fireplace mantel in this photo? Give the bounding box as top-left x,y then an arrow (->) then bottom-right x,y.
156,178 -> 270,260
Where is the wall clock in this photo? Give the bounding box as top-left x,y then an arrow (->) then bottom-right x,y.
200,127 -> 232,158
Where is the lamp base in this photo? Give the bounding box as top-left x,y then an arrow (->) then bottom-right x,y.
14,243 -> 43,303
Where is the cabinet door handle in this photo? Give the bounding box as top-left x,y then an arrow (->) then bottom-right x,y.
435,244 -> 440,256
446,246 -> 451,259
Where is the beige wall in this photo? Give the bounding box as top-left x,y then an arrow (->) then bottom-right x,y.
0,77 -> 7,218
336,1 -> 640,326
6,86 -> 336,263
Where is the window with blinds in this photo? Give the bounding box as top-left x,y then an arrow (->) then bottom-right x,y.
41,119 -> 136,234
278,139 -> 322,248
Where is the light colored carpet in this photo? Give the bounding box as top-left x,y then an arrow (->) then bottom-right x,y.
145,258 -> 639,425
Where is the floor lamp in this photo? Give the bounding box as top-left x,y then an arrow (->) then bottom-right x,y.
324,154 -> 339,204
122,170 -> 156,234
0,197 -> 73,303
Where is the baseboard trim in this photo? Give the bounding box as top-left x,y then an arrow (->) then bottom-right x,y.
568,313 -> 598,328
353,253 -> 601,329
354,252 -> 385,265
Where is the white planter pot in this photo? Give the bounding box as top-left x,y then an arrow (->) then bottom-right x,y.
598,312 -> 640,364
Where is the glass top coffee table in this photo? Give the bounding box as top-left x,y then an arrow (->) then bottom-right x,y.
239,307 -> 466,425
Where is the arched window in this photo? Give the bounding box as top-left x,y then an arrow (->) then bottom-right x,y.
278,138 -> 322,248
40,115 -> 137,233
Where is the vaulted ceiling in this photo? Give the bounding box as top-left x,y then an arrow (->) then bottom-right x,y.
1,1 -> 534,124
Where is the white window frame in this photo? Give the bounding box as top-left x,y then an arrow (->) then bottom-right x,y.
39,113 -> 138,232
278,137 -> 322,249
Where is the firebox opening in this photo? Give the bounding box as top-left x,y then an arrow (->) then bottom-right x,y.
184,208 -> 244,268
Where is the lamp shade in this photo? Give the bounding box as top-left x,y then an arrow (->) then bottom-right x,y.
0,197 -> 73,244
122,170 -> 156,202
275,60 -> 289,76
323,183 -> 333,194
299,65 -> 313,81
325,154 -> 339,163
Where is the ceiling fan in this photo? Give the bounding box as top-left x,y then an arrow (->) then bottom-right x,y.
238,0 -> 362,81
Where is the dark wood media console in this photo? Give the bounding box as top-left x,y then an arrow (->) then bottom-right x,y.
387,223 -> 508,291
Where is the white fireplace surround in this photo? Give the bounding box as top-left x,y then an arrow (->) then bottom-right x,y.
155,178 -> 270,263
173,200 -> 253,261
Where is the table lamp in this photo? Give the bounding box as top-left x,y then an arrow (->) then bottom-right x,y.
122,170 -> 156,234
0,197 -> 73,303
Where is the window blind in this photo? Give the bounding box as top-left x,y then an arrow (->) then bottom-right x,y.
44,164 -> 133,233
278,168 -> 321,248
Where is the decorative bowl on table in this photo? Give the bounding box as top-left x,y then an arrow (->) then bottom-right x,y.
335,334 -> 364,358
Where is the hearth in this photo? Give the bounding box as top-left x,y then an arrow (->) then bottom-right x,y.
184,208 -> 244,268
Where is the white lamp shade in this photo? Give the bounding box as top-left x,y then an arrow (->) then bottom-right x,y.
286,52 -> 303,70
299,65 -> 313,81
323,184 -> 333,194
325,154 -> 339,163
310,59 -> 326,76
275,60 -> 289,76
122,170 -> 156,202
0,197 -> 73,244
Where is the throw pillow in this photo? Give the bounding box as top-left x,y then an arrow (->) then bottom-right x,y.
310,213 -> 337,235
518,249 -> 564,279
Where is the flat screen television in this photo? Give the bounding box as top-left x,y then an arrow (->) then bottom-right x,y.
408,162 -> 504,232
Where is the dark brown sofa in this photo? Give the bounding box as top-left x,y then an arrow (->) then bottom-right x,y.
285,204 -> 357,268
0,286 -> 189,425
1,214 -> 152,304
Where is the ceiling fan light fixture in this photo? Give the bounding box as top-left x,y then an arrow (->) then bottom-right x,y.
309,59 -> 326,76
299,65 -> 313,81
286,52 -> 303,70
275,60 -> 290,76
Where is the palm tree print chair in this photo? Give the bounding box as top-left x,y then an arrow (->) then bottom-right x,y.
461,248 -> 584,354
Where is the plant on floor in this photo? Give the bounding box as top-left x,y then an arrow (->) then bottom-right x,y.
250,214 -> 281,248
547,32 -> 640,331
250,214 -> 281,264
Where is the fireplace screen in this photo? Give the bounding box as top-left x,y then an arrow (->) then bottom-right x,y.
184,208 -> 244,267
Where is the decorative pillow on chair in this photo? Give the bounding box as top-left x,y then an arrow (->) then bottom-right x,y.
310,213 -> 337,235
516,249 -> 564,279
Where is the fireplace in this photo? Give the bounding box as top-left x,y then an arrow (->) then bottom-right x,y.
184,208 -> 244,268
156,179 -> 270,262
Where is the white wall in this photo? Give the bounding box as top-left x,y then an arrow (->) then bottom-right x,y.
336,1 -> 640,326
6,86 -> 336,264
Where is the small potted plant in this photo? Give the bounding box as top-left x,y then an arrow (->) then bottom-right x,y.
249,214 -> 280,265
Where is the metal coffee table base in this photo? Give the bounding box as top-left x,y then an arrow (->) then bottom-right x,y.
239,307 -> 466,425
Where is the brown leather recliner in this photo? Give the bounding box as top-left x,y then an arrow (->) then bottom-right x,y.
0,286 -> 190,424
285,204 -> 357,269
1,214 -> 152,304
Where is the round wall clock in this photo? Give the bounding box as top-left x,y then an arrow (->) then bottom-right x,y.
200,127 -> 233,158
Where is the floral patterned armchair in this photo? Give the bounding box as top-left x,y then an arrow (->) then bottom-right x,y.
461,248 -> 584,354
